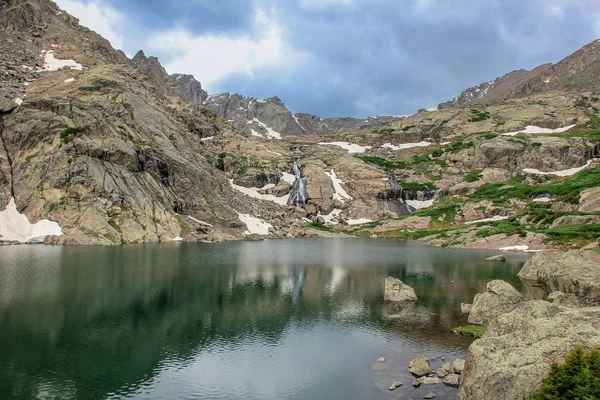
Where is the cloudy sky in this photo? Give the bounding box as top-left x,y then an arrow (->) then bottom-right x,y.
55,0 -> 600,118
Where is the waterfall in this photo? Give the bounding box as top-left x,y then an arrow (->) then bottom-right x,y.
287,161 -> 308,207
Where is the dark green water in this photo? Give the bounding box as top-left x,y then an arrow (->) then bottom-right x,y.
0,239 -> 530,400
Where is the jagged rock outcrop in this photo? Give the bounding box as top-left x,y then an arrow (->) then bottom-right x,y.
518,250 -> 600,306
468,280 -> 525,325
459,301 -> 600,400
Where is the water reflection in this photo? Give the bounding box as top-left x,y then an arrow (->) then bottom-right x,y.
0,239 -> 530,399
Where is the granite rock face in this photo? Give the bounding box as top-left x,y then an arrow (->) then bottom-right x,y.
518,250 -> 600,306
468,280 -> 525,325
459,301 -> 600,400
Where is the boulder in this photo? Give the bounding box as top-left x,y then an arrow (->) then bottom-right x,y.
384,277 -> 418,302
459,301 -> 600,400
416,376 -> 441,385
423,393 -> 437,399
452,359 -> 465,374
388,381 -> 403,390
0,96 -> 17,112
461,303 -> 472,314
547,291 -> 580,308
408,355 -> 431,377
436,362 -> 452,378
443,374 -> 461,387
485,255 -> 506,262
468,280 -> 525,325
518,250 -> 600,306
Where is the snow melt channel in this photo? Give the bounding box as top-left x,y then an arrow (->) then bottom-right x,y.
0,198 -> 63,243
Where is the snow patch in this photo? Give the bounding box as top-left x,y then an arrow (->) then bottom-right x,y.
381,141 -> 431,151
318,142 -> 372,154
64,78 -> 75,83
405,199 -> 435,210
186,215 -> 213,227
200,136 -> 214,141
0,198 -> 63,243
523,160 -> 592,177
502,125 -> 576,136
38,50 -> 84,72
14,98 -> 23,106
318,209 -> 342,224
466,215 -> 509,225
292,114 -> 304,130
440,141 -> 452,145
543,79 -> 550,84
347,218 -> 373,225
532,197 -> 551,203
499,245 -> 530,252
281,172 -> 296,185
248,118 -> 282,139
229,179 -> 289,206
425,106 -> 438,112
237,212 -> 273,235
325,169 -> 352,202
173,237 -> 183,242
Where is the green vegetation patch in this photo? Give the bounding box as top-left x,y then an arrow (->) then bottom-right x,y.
469,109 -> 492,122
529,347 -> 600,399
452,325 -> 487,338
402,182 -> 437,191
372,128 -> 396,134
59,126 -> 88,144
463,169 -> 483,183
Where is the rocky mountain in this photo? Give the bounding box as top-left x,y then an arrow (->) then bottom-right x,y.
439,39 -> 600,109
1,0 -> 600,252
203,92 -> 405,138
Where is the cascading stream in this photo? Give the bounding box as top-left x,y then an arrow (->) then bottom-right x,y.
287,161 -> 308,207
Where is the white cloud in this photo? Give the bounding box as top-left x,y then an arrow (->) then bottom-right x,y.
298,0 -> 352,9
146,8 -> 307,92
54,0 -> 126,52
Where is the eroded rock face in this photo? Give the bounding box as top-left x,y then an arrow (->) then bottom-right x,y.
459,301 -> 600,400
579,187 -> 600,212
468,280 -> 525,325
518,250 -> 600,306
384,277 -> 418,302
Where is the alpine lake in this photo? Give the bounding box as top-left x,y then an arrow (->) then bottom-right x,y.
0,238 -> 531,399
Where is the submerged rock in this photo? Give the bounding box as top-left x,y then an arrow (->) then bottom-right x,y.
468,280 -> 525,325
459,301 -> 600,400
485,254 -> 506,262
384,277 -> 418,302
408,355 -> 431,377
423,393 -> 437,399
518,250 -> 600,306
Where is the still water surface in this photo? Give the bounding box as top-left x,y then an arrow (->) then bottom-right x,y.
0,239 -> 530,399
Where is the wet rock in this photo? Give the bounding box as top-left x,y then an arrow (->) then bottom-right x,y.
408,355 -> 431,377
384,277 -> 418,302
443,373 -> 461,387
436,362 -> 452,378
388,381 -> 403,390
468,280 -> 525,325
485,254 -> 506,262
461,303 -> 472,314
452,359 -> 465,374
417,376 -> 441,385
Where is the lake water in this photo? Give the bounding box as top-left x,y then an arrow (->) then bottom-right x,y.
0,239 -> 530,400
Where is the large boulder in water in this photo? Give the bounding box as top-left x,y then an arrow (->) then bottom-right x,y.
408,355 -> 431,377
384,277 -> 418,302
518,250 -> 600,306
459,301 -> 600,400
468,280 -> 524,325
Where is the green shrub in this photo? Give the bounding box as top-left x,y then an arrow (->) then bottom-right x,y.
469,109 -> 491,122
529,347 -> 600,399
59,126 -> 87,144
401,182 -> 437,191
463,169 -> 483,183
